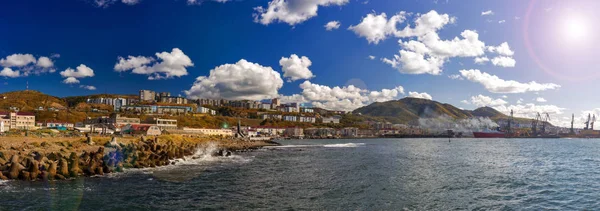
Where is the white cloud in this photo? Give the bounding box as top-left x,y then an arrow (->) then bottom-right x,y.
487,42 -> 514,56
494,103 -> 565,119
536,97 -> 547,102
279,54 -> 315,81
324,21 -> 341,30
383,29 -> 485,75
114,48 -> 193,80
448,74 -> 463,80
348,12 -> 407,44
491,56 -> 516,67
368,55 -> 376,60
283,81 -> 406,111
253,0 -> 349,26
0,54 -> 36,67
502,95 -> 508,98
460,69 -> 561,93
408,91 -> 433,100
63,77 -> 80,84
517,98 -> 524,104
80,85 -> 97,90
470,94 -> 507,107
368,86 -> 405,102
461,100 -> 470,104
36,57 -> 54,68
60,64 -> 95,78
185,59 -> 283,101
498,20 -> 506,24
474,56 -> 490,64
349,10 -> 454,44
121,0 -> 139,5
481,10 -> 494,16
0,53 -> 56,76
0,68 -> 20,78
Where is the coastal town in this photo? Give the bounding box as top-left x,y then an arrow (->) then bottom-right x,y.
0,90 -> 428,139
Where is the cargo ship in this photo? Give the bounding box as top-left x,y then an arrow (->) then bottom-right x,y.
473,130 -> 506,138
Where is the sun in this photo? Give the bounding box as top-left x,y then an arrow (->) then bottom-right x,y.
562,15 -> 589,41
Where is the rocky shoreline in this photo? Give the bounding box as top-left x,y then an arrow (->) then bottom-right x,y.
0,135 -> 278,181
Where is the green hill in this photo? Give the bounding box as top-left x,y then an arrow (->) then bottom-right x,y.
353,97 -> 473,124
352,97 -> 537,126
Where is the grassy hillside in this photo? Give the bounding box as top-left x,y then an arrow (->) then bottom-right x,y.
353,97 -> 472,124
0,90 -> 66,111
353,98 -> 538,126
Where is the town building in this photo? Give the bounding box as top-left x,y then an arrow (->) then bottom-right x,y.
341,127 -> 359,137
121,105 -> 193,114
299,116 -> 316,123
145,117 -> 178,131
122,124 -> 162,136
304,127 -> 336,138
283,115 -> 298,122
196,106 -> 217,115
261,114 -> 283,120
321,116 -> 341,124
271,98 -> 281,109
179,127 -> 234,137
37,121 -> 75,130
0,112 -> 36,130
284,127 -> 304,138
253,126 -> 285,136
300,107 -> 314,113
139,90 -> 156,102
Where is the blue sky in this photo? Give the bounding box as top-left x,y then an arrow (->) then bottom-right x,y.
1,0 -> 599,126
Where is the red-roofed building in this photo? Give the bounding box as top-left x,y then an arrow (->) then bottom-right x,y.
121,124 -> 162,136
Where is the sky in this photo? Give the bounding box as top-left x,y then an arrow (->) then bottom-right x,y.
0,0 -> 599,127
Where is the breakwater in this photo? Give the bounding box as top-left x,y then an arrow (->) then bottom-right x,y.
0,136 -> 276,181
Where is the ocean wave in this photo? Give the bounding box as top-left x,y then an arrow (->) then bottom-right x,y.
323,143 -> 366,148
264,145 -> 322,148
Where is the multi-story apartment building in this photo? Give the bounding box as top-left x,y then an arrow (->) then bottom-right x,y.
197,106 -> 217,115
145,117 -> 178,131
0,112 -> 36,130
139,90 -> 156,102
299,116 -> 316,123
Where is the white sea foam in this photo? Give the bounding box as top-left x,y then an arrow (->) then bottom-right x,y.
323,143 -> 366,148
264,144 -> 321,148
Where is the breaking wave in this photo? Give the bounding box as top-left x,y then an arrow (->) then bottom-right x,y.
266,143 -> 366,148
323,143 -> 366,148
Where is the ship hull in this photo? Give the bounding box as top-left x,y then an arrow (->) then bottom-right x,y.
473,132 -> 506,138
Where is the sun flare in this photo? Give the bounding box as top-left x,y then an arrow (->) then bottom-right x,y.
563,16 -> 589,41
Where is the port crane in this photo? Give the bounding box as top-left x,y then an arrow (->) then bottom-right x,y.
541,112 -> 551,134
584,114 -> 592,130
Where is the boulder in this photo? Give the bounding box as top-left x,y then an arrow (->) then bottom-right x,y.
8,158 -> 24,180
0,171 -> 7,180
47,161 -> 57,180
58,159 -> 69,177
28,160 -> 40,180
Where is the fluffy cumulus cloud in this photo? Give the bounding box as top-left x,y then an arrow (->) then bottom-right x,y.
185,59 -> 284,101
536,97 -> 547,102
474,56 -> 490,64
0,53 -> 56,76
253,0 -> 349,26
460,69 -> 561,93
80,85 -> 97,90
0,68 -> 20,78
279,54 -> 315,81
324,21 -> 341,30
114,48 -> 193,80
281,81 -> 406,111
408,91 -> 433,100
60,64 -> 95,84
349,10 -> 515,74
469,94 -> 507,107
487,42 -> 514,56
349,10 -> 453,44
491,56 -> 516,67
63,77 -> 80,84
494,103 -> 565,120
